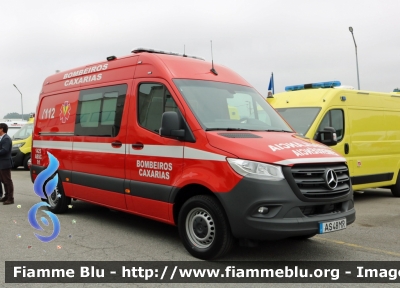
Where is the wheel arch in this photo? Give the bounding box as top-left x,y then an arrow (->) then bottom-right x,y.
171,184 -> 230,228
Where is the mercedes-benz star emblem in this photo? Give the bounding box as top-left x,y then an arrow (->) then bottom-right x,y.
325,169 -> 338,190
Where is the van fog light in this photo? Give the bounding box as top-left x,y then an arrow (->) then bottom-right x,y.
258,207 -> 269,214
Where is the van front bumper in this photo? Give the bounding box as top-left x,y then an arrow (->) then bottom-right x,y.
215,177 -> 355,241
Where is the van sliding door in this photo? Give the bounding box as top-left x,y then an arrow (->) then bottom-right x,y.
70,83 -> 130,209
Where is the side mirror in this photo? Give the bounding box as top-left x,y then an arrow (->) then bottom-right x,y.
315,126 -> 337,146
159,111 -> 185,139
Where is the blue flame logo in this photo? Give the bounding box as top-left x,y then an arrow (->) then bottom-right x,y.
28,152 -> 61,242
33,153 -> 59,199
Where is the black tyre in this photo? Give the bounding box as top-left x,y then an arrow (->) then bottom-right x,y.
178,195 -> 234,260
23,154 -> 31,170
391,172 -> 400,197
46,176 -> 71,214
12,161 -> 18,169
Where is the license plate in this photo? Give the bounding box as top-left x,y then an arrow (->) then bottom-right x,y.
319,218 -> 346,234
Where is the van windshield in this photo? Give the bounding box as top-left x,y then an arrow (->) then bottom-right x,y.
7,127 -> 21,138
173,79 -> 293,132
12,123 -> 33,140
275,107 -> 321,136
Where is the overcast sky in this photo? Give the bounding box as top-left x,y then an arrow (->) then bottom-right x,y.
1,0 -> 399,119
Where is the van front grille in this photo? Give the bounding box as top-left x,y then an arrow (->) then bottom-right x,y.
300,203 -> 343,216
290,164 -> 351,199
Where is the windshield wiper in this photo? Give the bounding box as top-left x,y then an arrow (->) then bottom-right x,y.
206,128 -> 256,131
264,129 -> 293,133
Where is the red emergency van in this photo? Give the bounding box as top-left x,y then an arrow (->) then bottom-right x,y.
31,48 -> 355,259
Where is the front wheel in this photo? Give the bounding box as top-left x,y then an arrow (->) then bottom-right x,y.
46,177 -> 71,214
178,195 -> 234,260
23,154 -> 31,170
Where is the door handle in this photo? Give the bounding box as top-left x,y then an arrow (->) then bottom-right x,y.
132,143 -> 144,149
344,143 -> 349,154
111,141 -> 122,148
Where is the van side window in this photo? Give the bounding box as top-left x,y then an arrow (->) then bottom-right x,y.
317,109 -> 344,141
138,83 -> 179,133
75,84 -> 127,137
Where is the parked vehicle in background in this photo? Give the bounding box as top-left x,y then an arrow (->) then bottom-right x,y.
30,50 -> 355,259
11,116 -> 34,170
268,81 -> 400,196
1,120 -> 26,138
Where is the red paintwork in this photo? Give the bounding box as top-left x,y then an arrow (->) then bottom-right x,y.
206,131 -> 330,165
67,183 -> 126,210
177,129 -> 242,192
32,50 -> 344,225
126,195 -> 174,224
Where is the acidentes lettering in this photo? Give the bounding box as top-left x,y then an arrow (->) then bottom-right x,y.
269,141 -> 324,152
292,148 -> 337,157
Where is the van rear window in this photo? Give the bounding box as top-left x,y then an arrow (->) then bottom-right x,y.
75,84 -> 127,137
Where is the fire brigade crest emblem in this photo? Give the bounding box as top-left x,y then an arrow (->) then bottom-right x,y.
60,101 -> 71,123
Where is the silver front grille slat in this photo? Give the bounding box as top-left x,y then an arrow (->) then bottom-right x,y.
291,164 -> 351,199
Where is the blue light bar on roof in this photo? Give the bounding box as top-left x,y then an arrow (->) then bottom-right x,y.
394,88 -> 400,92
285,81 -> 341,91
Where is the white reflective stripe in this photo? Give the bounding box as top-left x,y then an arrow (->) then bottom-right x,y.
274,157 -> 347,166
128,145 -> 183,158
33,140 -> 227,161
128,145 -> 226,161
33,140 -> 345,165
33,140 -> 72,150
73,142 -> 126,154
33,140 -> 126,154
184,147 -> 226,161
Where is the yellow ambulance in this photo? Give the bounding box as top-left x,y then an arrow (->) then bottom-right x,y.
268,81 -> 400,196
11,115 -> 34,170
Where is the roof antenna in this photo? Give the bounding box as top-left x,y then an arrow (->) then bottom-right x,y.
183,44 -> 187,57
210,40 -> 218,75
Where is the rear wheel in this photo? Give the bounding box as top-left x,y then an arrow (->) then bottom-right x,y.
391,172 -> 400,197
46,177 -> 70,214
178,195 -> 234,260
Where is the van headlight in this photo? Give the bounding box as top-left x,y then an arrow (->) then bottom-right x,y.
227,158 -> 284,181
12,142 -> 25,148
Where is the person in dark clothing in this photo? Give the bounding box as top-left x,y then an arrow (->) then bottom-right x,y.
0,123 -> 14,205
